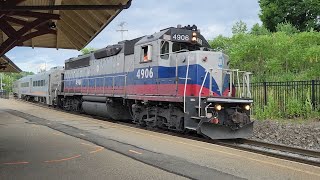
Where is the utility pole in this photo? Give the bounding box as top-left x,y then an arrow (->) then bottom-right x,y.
116,22 -> 128,41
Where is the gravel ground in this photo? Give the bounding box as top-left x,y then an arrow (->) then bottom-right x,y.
250,119 -> 320,150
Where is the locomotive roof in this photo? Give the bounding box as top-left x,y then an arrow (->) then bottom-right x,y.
135,26 -> 211,48
19,66 -> 64,81
64,26 -> 211,63
65,53 -> 92,63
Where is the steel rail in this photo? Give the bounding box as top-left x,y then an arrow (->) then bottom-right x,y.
216,139 -> 320,167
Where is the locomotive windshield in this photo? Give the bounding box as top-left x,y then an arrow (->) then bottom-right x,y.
172,42 -> 201,52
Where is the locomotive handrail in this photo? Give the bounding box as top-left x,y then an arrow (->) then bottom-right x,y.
214,68 -> 252,98
183,53 -> 191,113
159,49 -> 192,113
158,49 -> 190,57
198,71 -> 209,117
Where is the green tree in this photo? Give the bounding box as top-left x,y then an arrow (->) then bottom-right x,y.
250,23 -> 271,35
259,0 -> 320,32
0,71 -> 34,92
80,47 -> 96,55
208,35 -> 231,52
276,22 -> 299,34
231,20 -> 248,34
209,29 -> 320,81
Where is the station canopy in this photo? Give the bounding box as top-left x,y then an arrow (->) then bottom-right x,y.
0,0 -> 132,57
0,55 -> 22,73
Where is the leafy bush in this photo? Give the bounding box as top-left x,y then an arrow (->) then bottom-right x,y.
209,25 -> 320,82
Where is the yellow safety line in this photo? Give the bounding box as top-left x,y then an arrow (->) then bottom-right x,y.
129,150 -> 142,155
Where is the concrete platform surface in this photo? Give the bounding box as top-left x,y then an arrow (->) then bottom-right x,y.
0,98 -> 319,180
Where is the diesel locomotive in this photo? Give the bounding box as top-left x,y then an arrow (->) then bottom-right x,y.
14,25 -> 254,139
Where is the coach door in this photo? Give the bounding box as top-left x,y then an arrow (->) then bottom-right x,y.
157,40 -> 177,96
29,78 -> 32,94
48,74 -> 51,105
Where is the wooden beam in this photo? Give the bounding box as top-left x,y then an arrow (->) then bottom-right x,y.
0,4 -> 130,11
58,25 -> 83,50
0,11 -> 60,20
17,18 -> 47,36
94,0 -> 117,16
72,10 -> 100,30
19,29 -> 56,43
54,0 -> 62,49
64,10 -> 96,33
4,16 -> 56,33
59,19 -> 88,43
30,30 -> 34,48
56,28 -> 59,50
0,31 -> 3,44
0,13 -> 5,19
0,18 -> 18,38
76,0 -> 109,22
60,11 -> 91,39
87,10 -> 105,25
1,31 -> 5,43
0,37 -> 18,57
0,0 -> 26,6
0,14 -> 58,56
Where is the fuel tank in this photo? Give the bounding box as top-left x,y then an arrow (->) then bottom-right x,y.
82,101 -> 131,120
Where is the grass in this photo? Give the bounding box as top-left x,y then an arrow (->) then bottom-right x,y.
252,89 -> 320,122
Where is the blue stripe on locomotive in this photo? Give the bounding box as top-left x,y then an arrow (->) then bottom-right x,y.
65,64 -> 224,96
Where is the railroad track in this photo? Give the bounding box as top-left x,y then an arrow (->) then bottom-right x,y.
217,139 -> 320,167
13,98 -> 320,167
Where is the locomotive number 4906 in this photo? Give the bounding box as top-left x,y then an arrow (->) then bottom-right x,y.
136,68 -> 154,79
172,34 -> 190,41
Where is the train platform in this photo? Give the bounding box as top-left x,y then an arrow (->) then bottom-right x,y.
0,98 -> 319,180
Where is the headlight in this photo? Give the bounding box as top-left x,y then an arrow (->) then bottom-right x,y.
244,105 -> 250,110
192,32 -> 197,36
214,104 -> 222,111
192,37 -> 197,41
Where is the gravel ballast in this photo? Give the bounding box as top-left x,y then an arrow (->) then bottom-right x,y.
250,120 -> 320,150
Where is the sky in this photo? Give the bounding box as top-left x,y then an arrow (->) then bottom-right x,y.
6,0 -> 261,73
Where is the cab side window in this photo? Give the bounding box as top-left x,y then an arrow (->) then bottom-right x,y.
141,45 -> 152,62
160,41 -> 169,59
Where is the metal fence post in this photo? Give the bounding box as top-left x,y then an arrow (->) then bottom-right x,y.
311,80 -> 315,109
263,82 -> 267,106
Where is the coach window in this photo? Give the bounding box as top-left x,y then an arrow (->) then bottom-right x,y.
160,41 -> 169,59
141,45 -> 152,62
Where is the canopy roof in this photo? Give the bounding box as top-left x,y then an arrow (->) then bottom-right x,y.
0,55 -> 22,73
0,0 -> 131,55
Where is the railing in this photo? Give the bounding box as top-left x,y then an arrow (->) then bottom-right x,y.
197,68 -> 252,117
236,80 -> 320,115
216,68 -> 252,98
159,49 -> 191,113
0,90 -> 9,99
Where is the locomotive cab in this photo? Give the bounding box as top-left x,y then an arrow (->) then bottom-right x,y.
132,25 -> 254,139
